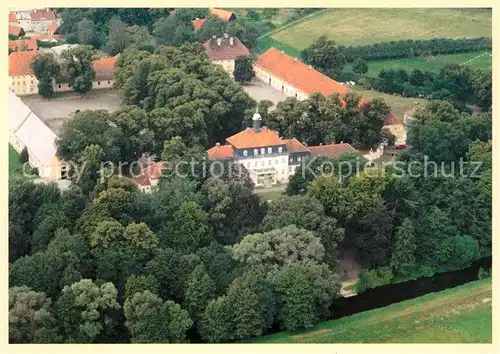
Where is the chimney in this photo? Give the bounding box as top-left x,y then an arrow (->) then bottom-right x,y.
216,142 -> 220,147
217,37 -> 221,46
340,141 -> 343,144
229,36 -> 234,46
252,109 -> 262,132
319,143 -> 323,146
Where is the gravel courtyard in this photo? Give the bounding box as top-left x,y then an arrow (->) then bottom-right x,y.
240,79 -> 288,110
21,89 -> 122,135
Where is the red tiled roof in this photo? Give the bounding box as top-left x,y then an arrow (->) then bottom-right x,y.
30,8 -> 57,21
204,36 -> 250,61
226,127 -> 285,149
9,51 -> 42,76
207,145 -> 234,160
9,39 -> 38,52
134,174 -> 152,187
192,18 -> 206,30
49,23 -> 59,34
209,8 -> 235,22
9,25 -> 24,37
140,162 -> 164,180
255,48 -> 351,97
357,97 -> 370,109
9,13 -> 16,22
383,111 -> 403,126
92,56 -> 118,73
308,143 -> 357,159
285,138 -> 309,153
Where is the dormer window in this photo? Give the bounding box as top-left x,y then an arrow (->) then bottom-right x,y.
261,148 -> 265,154
278,147 -> 283,153
254,149 -> 258,155
243,150 -> 248,156
268,147 -> 272,153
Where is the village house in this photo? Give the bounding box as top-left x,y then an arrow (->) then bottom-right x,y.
9,8 -> 60,32
9,50 -> 119,95
8,51 -> 42,96
8,90 -> 67,180
9,38 -> 39,52
382,111 -> 406,145
192,8 -> 237,30
203,35 -> 250,75
54,55 -> 119,92
134,162 -> 165,193
9,25 -> 26,38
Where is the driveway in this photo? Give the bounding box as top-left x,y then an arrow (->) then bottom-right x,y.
240,79 -> 288,110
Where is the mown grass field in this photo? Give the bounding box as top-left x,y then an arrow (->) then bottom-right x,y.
346,51 -> 492,77
254,278 -> 492,343
350,85 -> 428,118
271,8 -> 492,49
9,144 -> 21,175
255,188 -> 285,202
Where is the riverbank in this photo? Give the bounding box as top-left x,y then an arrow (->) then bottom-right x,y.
253,278 -> 492,343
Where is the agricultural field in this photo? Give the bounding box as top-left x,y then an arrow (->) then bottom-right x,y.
349,85 -> 428,118
270,8 -> 492,50
254,278 -> 492,343
346,51 -> 492,77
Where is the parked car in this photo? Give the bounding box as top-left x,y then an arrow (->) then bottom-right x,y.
396,142 -> 407,149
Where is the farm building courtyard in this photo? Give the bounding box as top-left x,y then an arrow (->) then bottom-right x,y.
21,89 -> 122,135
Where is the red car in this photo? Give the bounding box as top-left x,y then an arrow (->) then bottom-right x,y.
396,142 -> 407,149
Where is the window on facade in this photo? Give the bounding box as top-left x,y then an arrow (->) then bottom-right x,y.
68,84 -> 71,87
295,92 -> 298,98
275,159 -> 279,165
298,156 -> 302,162
31,80 -> 33,84
58,84 -> 61,88
282,158 -> 286,164
261,161 -> 265,166
278,147 -> 283,153
243,150 -> 248,156
98,81 -> 101,85
268,147 -> 272,153
254,149 -> 258,155
268,160 -> 272,165
261,148 -> 265,154
290,156 -> 293,162
108,81 -> 110,84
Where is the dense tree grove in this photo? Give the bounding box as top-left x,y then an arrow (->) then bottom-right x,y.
262,92 -> 390,148
365,65 -> 492,111
338,37 -> 492,62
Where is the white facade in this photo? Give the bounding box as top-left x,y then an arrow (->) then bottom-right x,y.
9,74 -> 38,96
235,152 -> 290,187
254,66 -> 309,100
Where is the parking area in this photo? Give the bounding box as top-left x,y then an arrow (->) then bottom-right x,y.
21,89 -> 122,135
240,79 -> 288,110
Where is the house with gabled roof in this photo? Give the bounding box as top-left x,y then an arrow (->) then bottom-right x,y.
8,51 -> 42,95
203,34 -> 250,75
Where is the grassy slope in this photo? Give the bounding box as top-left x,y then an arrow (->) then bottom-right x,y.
349,85 -> 428,118
254,278 -> 492,343
346,51 -> 492,77
272,8 -> 492,49
9,144 -> 21,175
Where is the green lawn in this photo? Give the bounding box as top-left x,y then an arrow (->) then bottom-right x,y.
255,188 -> 285,202
271,8 -> 492,49
253,278 -> 492,343
346,51 -> 492,77
350,85 -> 428,118
9,144 -> 21,175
